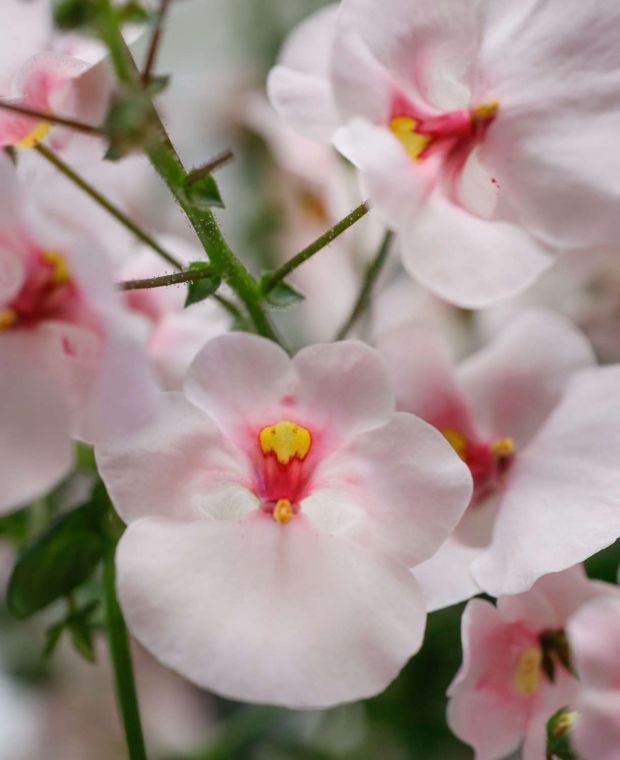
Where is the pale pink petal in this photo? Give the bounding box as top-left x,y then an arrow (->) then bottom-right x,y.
458,309 -> 595,446
116,514 -> 426,708
447,599 -> 527,760
319,412 -> 472,565
293,340 -> 394,439
267,5 -> 340,142
18,53 -> 88,110
333,119 -> 432,229
343,0 -> 483,111
96,393 -> 250,523
376,319 -> 474,435
521,673 -> 579,760
184,333 -> 295,438
0,333 -> 72,513
477,0 -> 620,249
473,366 -> 620,596
573,691 -> 620,760
413,537 -> 482,612
0,1 -> 50,77
568,596 -> 620,691
400,192 -> 554,308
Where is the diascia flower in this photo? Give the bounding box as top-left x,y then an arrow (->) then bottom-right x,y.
0,154 -> 158,514
377,309 -> 620,606
567,591 -> 620,760
96,332 -> 472,708
268,0 -> 620,307
448,566 -> 614,760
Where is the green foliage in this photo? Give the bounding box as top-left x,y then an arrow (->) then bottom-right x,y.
45,600 -> 101,664
185,263 -> 222,307
103,91 -> 162,161
53,0 -> 100,30
7,486 -> 108,619
183,174 -> 225,211
546,707 -> 579,760
260,275 -> 305,308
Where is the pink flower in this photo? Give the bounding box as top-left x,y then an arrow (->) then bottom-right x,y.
567,592 -> 620,760
448,566 -> 613,760
268,1 -> 620,307
377,309 -> 620,605
96,332 -> 472,707
0,0 -> 112,150
0,154 -> 158,513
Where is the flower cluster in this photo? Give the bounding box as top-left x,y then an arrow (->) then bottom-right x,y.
2,0 -> 620,758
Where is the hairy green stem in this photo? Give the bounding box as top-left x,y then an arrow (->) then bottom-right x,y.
263,202 -> 370,292
103,544 -> 148,760
35,144 -> 182,270
335,231 -> 393,340
120,266 -> 214,291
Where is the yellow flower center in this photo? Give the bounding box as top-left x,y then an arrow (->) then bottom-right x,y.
42,251 -> 71,286
514,646 -> 542,696
490,437 -> 515,459
389,116 -> 432,161
15,121 -> 50,150
0,308 -> 17,331
273,498 -> 294,525
259,420 -> 311,465
471,99 -> 500,127
442,429 -> 468,460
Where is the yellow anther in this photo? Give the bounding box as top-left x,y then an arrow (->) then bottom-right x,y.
42,251 -> 71,286
0,308 -> 17,331
390,116 -> 432,161
259,420 -> 311,465
442,429 -> 468,460
514,646 -> 542,696
471,99 -> 500,127
491,437 -> 515,459
273,498 -> 294,525
15,121 -> 50,150
551,709 -> 578,738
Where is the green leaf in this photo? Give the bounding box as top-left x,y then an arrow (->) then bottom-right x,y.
546,707 -> 579,760
53,0 -> 100,30
68,616 -> 97,663
184,262 -> 221,307
43,622 -> 65,660
146,75 -> 171,97
116,1 -> 150,25
103,92 -> 162,161
7,488 -> 107,619
183,174 -> 224,210
261,277 -> 305,308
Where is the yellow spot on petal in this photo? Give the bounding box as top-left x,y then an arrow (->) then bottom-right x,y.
259,420 -> 311,465
273,498 -> 294,525
491,437 -> 515,459
442,429 -> 468,460
0,308 -> 17,331
42,251 -> 71,286
390,116 -> 432,161
471,100 -> 500,127
15,121 -> 50,150
514,646 -> 542,696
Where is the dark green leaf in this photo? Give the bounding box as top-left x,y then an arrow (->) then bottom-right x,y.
68,616 -> 97,663
183,174 -> 224,210
261,278 -> 305,308
103,92 -> 162,161
53,0 -> 99,30
43,622 -> 65,660
184,262 -> 221,307
7,489 -> 107,619
146,75 -> 171,97
116,1 -> 150,25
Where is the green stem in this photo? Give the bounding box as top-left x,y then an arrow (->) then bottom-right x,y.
120,266 -> 214,291
103,543 -> 148,760
96,3 -> 279,342
335,230 -> 393,340
263,202 -> 370,292
35,144 -> 182,270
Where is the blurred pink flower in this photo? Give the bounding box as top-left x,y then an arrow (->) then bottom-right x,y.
448,566 -> 613,760
96,332 -> 472,707
567,592 -> 620,760
377,309 -> 620,605
0,154 -> 158,513
269,0 -> 620,307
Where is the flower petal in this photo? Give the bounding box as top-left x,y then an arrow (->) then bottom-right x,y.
116,514 -> 426,708
413,537 -> 482,612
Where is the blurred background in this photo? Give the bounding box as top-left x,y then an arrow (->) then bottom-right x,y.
3,1 -> 620,758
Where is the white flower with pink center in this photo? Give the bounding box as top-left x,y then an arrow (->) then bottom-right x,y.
96,332 -> 472,707
268,0 -> 620,307
567,591 -> 620,760
0,154 -> 158,513
377,309 -> 620,606
448,566 -> 614,760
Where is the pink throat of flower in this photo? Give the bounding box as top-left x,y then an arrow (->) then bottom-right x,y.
0,250 -> 80,331
256,420 -> 313,524
389,99 -> 499,163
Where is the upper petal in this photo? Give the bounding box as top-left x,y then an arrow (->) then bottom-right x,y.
116,514 -> 426,708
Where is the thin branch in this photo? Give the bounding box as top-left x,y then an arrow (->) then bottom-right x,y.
262,202 -> 370,293
35,143 -> 183,270
141,0 -> 173,86
120,266 -> 213,290
186,150 -> 234,185
335,230 -> 393,340
0,100 -> 103,136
